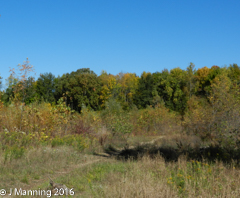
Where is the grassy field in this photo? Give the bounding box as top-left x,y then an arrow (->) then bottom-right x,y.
1,137 -> 240,198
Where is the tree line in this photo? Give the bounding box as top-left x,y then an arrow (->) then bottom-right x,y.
1,59 -> 240,115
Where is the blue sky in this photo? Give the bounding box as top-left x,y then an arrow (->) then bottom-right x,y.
0,0 -> 239,89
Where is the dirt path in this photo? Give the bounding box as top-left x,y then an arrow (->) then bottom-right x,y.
2,136 -> 165,197
3,155 -> 112,198
32,136 -> 164,186
33,156 -> 110,188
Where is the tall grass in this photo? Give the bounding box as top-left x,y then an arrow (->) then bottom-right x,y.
50,155 -> 240,198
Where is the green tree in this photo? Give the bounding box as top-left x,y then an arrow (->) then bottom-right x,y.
2,58 -> 35,104
133,72 -> 154,109
55,68 -> 102,112
21,76 -> 38,104
195,65 -> 222,97
228,63 -> 240,84
36,72 -> 56,103
186,62 -> 196,99
1,75 -> 17,104
153,68 -> 188,114
9,58 -> 35,102
101,98 -> 133,143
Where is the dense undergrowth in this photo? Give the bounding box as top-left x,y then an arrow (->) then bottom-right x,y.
1,88 -> 240,197
0,95 -> 182,159
1,93 -> 240,164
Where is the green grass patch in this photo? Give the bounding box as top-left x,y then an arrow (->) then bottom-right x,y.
47,160 -> 130,197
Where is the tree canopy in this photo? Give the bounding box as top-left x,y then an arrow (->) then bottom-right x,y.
2,60 -> 240,115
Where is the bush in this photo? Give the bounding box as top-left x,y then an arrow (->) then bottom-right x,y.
51,135 -> 88,151
131,105 -> 181,135
101,98 -> 133,138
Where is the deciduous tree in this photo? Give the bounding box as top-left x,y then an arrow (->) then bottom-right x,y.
55,68 -> 102,112
36,72 -> 56,103
133,72 -> 154,109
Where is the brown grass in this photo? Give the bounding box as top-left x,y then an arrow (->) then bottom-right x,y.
0,143 -> 240,197
83,155 -> 240,198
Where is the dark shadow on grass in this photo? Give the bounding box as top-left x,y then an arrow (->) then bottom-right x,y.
103,144 -> 240,165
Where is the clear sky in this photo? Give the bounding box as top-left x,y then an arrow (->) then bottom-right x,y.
0,0 -> 239,89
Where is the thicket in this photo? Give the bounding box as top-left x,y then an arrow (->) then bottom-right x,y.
1,59 -> 240,162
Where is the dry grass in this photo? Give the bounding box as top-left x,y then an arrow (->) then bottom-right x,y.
116,158 -> 238,197
100,156 -> 178,198
154,134 -> 203,149
1,144 -> 240,197
0,146 -> 100,192
52,154 -> 240,198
